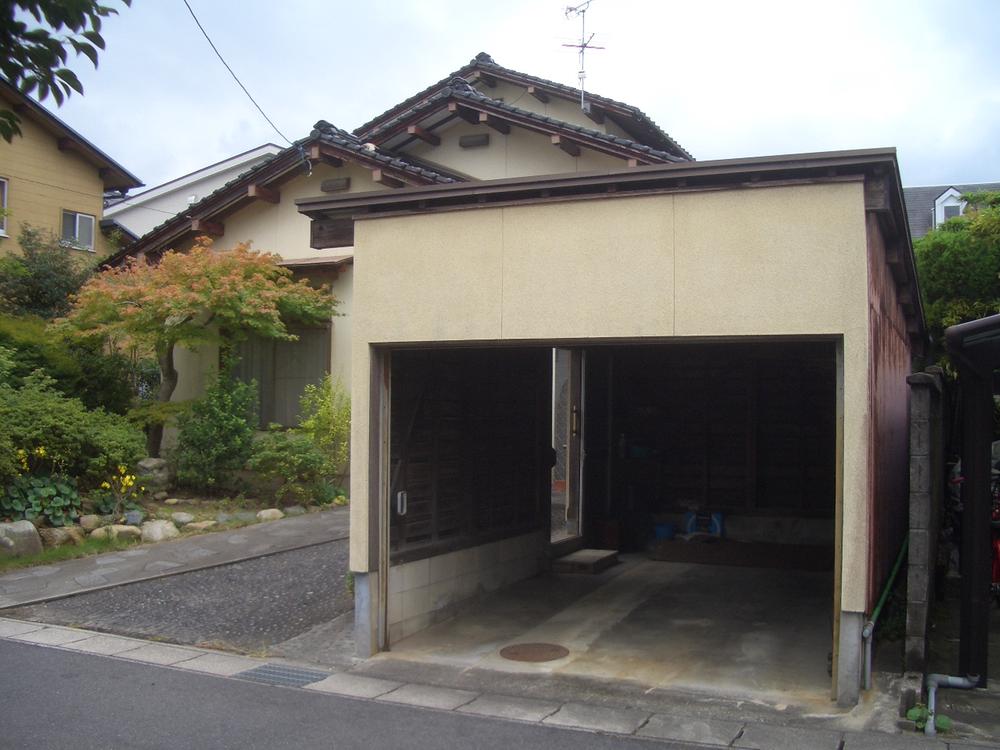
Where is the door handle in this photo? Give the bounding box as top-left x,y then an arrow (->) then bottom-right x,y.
396,490 -> 408,516
571,405 -> 579,436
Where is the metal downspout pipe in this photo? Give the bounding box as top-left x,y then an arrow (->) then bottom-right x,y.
925,673 -> 979,736
862,537 -> 909,690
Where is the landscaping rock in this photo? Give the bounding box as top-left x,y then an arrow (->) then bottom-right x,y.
153,491 -> 168,501
136,457 -> 170,493
141,520 -> 180,543
164,498 -> 180,506
283,505 -> 306,516
0,520 -> 43,557
215,512 -> 232,523
185,520 -> 217,531
38,526 -> 86,548
89,525 -> 141,541
234,511 -> 257,523
79,515 -> 102,532
256,509 -> 285,522
124,510 -> 145,526
171,512 -> 195,526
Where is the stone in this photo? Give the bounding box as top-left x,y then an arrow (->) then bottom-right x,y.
78,515 -> 102,532
234,511 -> 257,523
136,457 -> 170,493
0,521 -> 43,557
124,510 -> 145,526
185,520 -> 217,531
89,525 -> 141,541
38,526 -> 87,548
153,491 -> 168,502
283,505 -> 306,516
141,520 -> 180,543
215,513 -> 232,523
171,512 -> 195,525
256,509 -> 285,522
164,498 -> 180,506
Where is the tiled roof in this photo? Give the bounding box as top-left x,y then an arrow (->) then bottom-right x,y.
903,182 -> 1000,240
354,52 -> 693,161
366,78 -> 686,164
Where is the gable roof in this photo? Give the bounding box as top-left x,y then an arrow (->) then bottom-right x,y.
108,122 -> 463,265
903,181 -> 1000,240
0,78 -> 142,192
366,78 -> 686,165
355,52 -> 693,161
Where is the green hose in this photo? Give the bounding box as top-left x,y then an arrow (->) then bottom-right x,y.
868,536 -> 909,631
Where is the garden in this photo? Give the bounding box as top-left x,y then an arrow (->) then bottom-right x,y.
0,228 -> 347,570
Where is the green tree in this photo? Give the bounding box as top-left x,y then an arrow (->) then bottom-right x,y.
63,237 -> 338,456
915,192 -> 1000,362
0,224 -> 94,318
1,0 -> 131,141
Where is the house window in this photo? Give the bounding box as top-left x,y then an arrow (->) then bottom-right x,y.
0,178 -> 8,237
943,204 -> 962,220
61,210 -> 95,251
233,326 -> 331,427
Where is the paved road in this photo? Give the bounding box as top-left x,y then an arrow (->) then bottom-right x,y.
0,639 -> 694,750
5,539 -> 353,655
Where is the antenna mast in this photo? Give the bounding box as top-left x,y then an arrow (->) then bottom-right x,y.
563,1 -> 604,112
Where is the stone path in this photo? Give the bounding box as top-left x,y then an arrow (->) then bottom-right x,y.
3,617 -> 996,750
0,507 -> 349,609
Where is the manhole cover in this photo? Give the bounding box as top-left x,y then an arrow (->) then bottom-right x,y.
499,642 -> 570,662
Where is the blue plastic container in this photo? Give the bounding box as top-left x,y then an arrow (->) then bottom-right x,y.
654,522 -> 675,541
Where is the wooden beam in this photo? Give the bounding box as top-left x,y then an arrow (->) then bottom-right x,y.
471,70 -> 497,88
478,112 -> 510,135
551,135 -> 580,157
447,101 -> 479,125
371,169 -> 404,189
407,125 -> 440,147
459,133 -> 490,149
320,177 -> 351,193
310,217 -> 354,249
57,137 -> 79,152
247,184 -> 280,204
307,144 -> 344,168
583,103 -> 605,124
864,175 -> 891,213
527,85 -> 549,103
190,218 -> 224,237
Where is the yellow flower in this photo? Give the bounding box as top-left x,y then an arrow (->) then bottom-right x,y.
118,465 -> 127,474
33,446 -> 46,457
101,482 -> 111,490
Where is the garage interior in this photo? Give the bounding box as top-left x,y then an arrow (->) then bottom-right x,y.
383,339 -> 838,702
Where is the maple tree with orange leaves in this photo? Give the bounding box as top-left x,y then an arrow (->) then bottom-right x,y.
63,237 -> 337,455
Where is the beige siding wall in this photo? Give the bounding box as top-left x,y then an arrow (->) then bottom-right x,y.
348,181 -> 873,612
0,112 -> 112,258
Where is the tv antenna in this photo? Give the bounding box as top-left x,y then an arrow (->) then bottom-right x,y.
563,1 -> 604,112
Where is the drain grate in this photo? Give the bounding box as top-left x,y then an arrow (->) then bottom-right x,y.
499,642 -> 570,663
236,663 -> 330,688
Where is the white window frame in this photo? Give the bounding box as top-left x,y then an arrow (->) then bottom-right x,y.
0,177 -> 8,237
934,187 -> 965,229
61,209 -> 96,252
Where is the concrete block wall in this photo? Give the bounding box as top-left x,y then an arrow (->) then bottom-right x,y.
905,367 -> 944,672
386,531 -> 545,644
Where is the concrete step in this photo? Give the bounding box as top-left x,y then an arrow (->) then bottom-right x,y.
552,548 -> 618,574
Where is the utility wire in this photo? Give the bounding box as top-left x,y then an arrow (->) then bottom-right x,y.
180,0 -> 293,146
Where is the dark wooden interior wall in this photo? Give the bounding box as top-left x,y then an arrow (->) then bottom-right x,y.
596,342 -> 836,527
389,348 -> 549,562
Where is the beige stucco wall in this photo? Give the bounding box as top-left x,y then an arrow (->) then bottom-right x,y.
479,81 -> 633,138
349,180 -> 873,613
406,120 -> 625,180
0,111 -> 114,258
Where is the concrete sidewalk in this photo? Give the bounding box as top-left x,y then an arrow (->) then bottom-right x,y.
0,507 -> 349,609
2,617 -> 996,750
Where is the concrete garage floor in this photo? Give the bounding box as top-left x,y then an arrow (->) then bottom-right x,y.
372,556 -> 836,713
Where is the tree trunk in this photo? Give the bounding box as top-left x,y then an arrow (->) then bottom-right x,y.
147,342 -> 179,457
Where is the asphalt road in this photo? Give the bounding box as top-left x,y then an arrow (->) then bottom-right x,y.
5,540 -> 353,654
1,640 -> 697,750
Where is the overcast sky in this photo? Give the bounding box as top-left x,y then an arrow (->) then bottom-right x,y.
43,0 -> 1000,191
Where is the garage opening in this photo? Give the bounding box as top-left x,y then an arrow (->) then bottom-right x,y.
383,340 -> 837,701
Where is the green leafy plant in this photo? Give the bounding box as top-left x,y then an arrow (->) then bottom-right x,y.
0,225 -> 94,319
89,463 -> 142,516
247,426 -> 330,505
2,474 -> 82,526
174,373 -> 258,493
298,375 -> 350,485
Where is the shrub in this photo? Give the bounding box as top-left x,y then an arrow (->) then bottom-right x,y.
0,225 -> 93,319
247,426 -> 333,505
0,373 -> 145,489
175,373 -> 257,493
2,474 -> 82,527
298,375 -> 350,483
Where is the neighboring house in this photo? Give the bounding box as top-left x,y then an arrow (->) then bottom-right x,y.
903,181 -> 1000,240
103,143 -> 282,238
0,78 -> 142,257
119,53 -> 923,707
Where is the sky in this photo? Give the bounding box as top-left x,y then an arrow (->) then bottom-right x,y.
36,0 -> 1000,191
